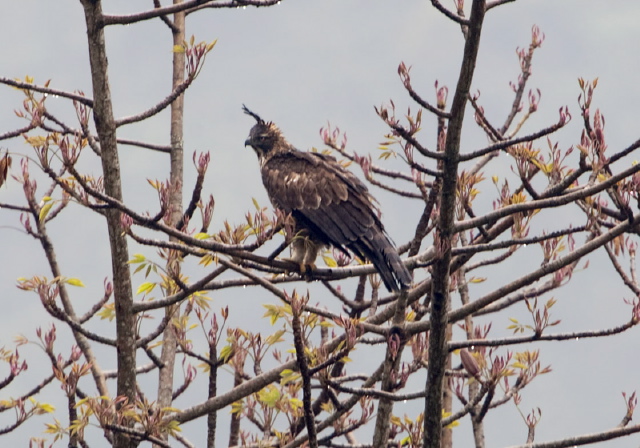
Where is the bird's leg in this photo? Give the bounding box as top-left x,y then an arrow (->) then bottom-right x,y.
302,240 -> 321,274
288,237 -> 307,264
281,236 -> 309,274
282,236 -> 321,281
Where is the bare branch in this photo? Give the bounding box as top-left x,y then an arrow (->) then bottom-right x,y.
115,76 -> 193,127
449,215 -> 636,323
0,77 -> 93,106
291,296 -> 318,448
449,319 -> 637,350
103,0 -> 283,26
430,0 -> 470,25
153,0 -> 180,33
117,138 -> 172,153
505,423 -> 640,448
0,123 -> 37,141
456,161 -> 640,233
460,118 -> 567,161
487,0 -> 517,10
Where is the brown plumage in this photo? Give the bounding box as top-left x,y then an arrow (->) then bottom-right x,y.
243,105 -> 411,292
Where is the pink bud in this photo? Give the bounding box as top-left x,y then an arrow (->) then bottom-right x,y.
460,349 -> 480,379
120,213 -> 133,230
558,106 -> 571,125
70,345 -> 82,362
193,151 -> 211,174
104,278 -> 113,297
531,25 -> 545,47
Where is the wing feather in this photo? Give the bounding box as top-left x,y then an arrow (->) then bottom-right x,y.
262,150 -> 411,291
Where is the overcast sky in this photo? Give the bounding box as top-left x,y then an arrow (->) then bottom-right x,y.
1,1 -> 640,447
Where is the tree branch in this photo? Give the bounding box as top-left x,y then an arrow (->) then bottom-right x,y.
0,77 -> 92,106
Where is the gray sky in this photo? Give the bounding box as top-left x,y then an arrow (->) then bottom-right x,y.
1,0 -> 640,446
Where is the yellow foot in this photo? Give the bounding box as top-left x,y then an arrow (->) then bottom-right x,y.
281,258 -> 316,280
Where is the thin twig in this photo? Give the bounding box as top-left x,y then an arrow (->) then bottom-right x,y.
460,119 -> 566,161
487,0 -> 517,10
449,319 -> 637,351
115,76 -> 194,127
0,123 -> 38,141
430,0 -> 469,25
0,77 -> 93,106
103,0 -> 283,25
153,0 -> 180,32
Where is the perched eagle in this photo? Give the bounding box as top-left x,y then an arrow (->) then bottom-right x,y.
243,106 -> 411,292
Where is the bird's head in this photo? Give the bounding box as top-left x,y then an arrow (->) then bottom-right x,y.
243,105 -> 286,159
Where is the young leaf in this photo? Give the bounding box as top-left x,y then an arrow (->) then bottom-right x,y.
64,278 -> 85,287
136,282 -> 156,295
39,202 -> 53,222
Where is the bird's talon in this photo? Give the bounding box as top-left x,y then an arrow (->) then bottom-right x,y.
300,263 -> 317,282
299,263 -> 316,274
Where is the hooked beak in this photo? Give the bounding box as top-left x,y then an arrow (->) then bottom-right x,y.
244,138 -> 251,147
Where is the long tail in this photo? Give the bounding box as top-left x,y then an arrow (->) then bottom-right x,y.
350,230 -> 412,292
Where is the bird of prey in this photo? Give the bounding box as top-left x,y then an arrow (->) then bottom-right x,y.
243,105 -> 411,292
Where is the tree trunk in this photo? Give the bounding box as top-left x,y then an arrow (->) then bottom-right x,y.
80,1 -> 136,446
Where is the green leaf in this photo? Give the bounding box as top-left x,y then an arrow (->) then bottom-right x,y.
164,420 -> 182,436
97,304 -> 115,321
322,254 -> 337,268
230,401 -> 243,415
206,39 -> 218,52
128,254 -> 146,264
265,329 -> 285,346
257,385 -> 281,407
288,398 -> 303,409
280,369 -> 301,385
65,278 -> 85,287
35,402 -> 55,414
219,345 -> 234,362
39,202 -> 53,222
136,282 -> 156,295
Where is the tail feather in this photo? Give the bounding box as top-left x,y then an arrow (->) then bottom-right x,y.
350,230 -> 411,292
